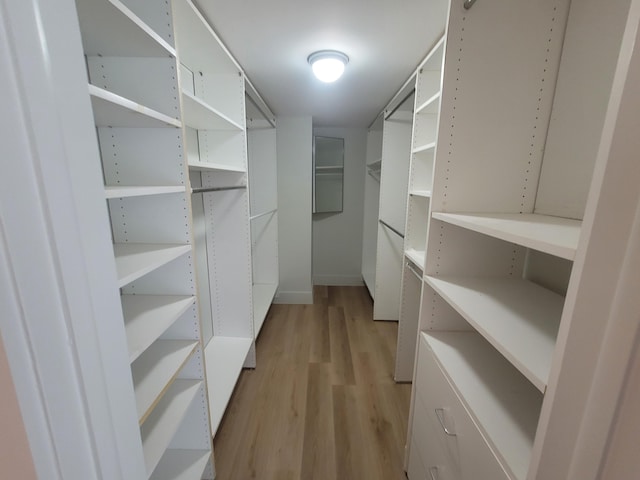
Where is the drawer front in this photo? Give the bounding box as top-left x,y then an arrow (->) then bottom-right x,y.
409,393 -> 461,480
414,336 -> 510,480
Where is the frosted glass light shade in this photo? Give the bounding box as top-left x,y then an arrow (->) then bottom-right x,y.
308,51 -> 349,83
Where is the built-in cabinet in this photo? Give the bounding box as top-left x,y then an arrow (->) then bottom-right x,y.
406,0 -> 637,479
73,0 -> 278,477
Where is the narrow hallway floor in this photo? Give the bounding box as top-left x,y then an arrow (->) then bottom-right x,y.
213,285 -> 412,480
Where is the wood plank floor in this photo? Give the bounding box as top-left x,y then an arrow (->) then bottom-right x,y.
213,286 -> 412,480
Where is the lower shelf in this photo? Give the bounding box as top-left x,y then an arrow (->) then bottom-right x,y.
141,379 -> 203,477
253,283 -> 277,338
362,270 -> 376,299
205,336 -> 253,434
150,449 -> 211,480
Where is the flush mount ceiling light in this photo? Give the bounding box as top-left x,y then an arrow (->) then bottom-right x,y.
308,50 -> 349,83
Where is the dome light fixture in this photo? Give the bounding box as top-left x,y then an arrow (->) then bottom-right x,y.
308,50 -> 349,83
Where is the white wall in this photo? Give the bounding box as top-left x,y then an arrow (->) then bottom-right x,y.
312,127 -> 367,285
274,116 -> 314,304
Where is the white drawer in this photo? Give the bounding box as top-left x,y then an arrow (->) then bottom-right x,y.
414,335 -> 511,480
409,393 -> 461,480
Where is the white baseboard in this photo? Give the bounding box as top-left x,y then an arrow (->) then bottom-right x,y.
313,275 -> 364,286
273,290 -> 314,304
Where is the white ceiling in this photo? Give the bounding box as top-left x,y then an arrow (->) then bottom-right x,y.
194,0 -> 448,128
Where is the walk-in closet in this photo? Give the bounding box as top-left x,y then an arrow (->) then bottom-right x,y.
2,0 -> 639,479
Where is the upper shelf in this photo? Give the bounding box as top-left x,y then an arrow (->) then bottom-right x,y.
425,275 -> 563,392
432,212 -> 582,260
76,0 -> 175,57
187,160 -> 246,173
89,85 -> 181,128
412,142 -> 436,154
423,332 -> 542,480
105,186 -> 185,199
172,0 -> 240,75
415,91 -> 441,115
181,91 -> 244,131
113,243 -> 192,288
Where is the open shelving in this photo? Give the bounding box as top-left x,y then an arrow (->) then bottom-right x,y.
181,90 -> 244,131
105,186 -> 186,199
113,244 -> 192,288
150,450 -> 212,480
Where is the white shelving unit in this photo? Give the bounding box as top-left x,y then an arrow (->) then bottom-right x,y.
395,37 -> 445,381
246,83 -> 279,339
406,1 -> 638,479
75,0 -> 214,477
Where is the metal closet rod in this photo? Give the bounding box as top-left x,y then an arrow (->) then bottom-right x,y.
379,219 -> 405,239
191,185 -> 247,194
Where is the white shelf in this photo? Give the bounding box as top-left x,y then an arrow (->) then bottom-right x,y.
415,91 -> 441,114
76,0 -> 175,57
412,141 -> 436,154
367,158 -> 382,171
140,379 -> 203,476
150,449 -> 211,480
205,336 -> 253,434
405,249 -> 425,270
315,165 -> 344,171
123,295 -> 196,363
89,85 -> 181,128
105,186 -> 185,199
432,212 -> 582,260
253,283 -> 277,337
424,332 -> 542,480
187,160 -> 246,173
409,189 -> 432,198
425,276 -> 563,392
132,340 -> 198,423
113,243 -> 192,288
181,90 -> 243,131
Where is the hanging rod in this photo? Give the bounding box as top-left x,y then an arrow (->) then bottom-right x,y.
379,219 -> 405,239
191,185 -> 246,194
406,261 -> 423,281
464,0 -> 477,9
250,208 -> 277,221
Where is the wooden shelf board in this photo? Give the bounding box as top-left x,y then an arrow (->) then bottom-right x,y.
423,332 -> 542,480
415,91 -> 441,114
205,336 -> 253,434
76,0 -> 175,57
187,160 -> 246,173
113,243 -> 192,288
412,142 -> 436,154
253,283 -> 277,337
432,212 -> 581,260
425,276 -> 563,392
409,189 -> 432,198
123,295 -> 196,363
105,185 -> 185,199
89,85 -> 181,128
133,340 -> 198,424
405,249 -> 426,270
181,91 -> 243,131
150,449 -> 211,480
141,379 -> 202,476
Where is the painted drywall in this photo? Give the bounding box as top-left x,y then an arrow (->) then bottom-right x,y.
312,127 -> 367,285
274,116 -> 314,304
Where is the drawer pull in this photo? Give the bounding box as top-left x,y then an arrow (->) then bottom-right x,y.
435,408 -> 456,436
429,466 -> 439,480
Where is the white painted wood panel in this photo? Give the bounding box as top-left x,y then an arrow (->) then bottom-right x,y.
113,243 -> 192,288
181,90 -> 243,131
150,450 -> 211,480
105,186 -> 185,199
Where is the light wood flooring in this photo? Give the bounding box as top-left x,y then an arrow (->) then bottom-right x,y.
213,285 -> 412,480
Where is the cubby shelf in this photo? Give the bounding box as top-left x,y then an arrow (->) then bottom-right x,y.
423,332 -> 543,480
412,141 -> 436,154
405,249 -> 425,270
432,212 -> 582,260
409,189 -> 432,198
89,85 -> 181,128
253,283 -> 277,337
415,91 -> 441,115
113,243 -> 192,288
76,0 -> 175,58
150,450 -> 212,480
205,336 -> 253,434
181,90 -> 244,131
425,275 -> 563,392
133,340 -> 199,424
187,160 -> 246,173
140,379 -> 203,476
105,186 -> 186,199
122,295 -> 196,363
